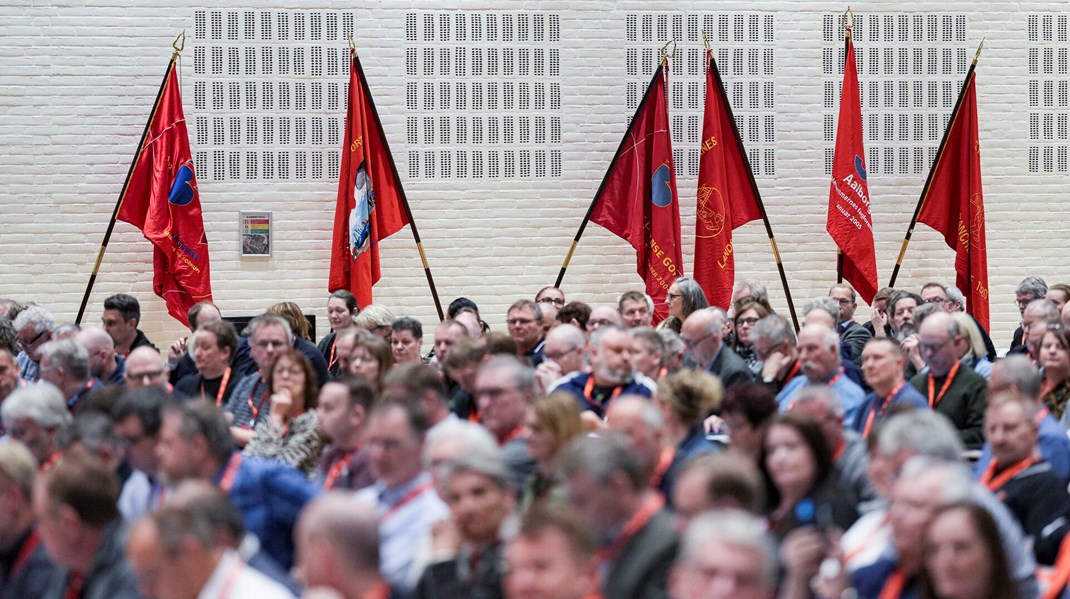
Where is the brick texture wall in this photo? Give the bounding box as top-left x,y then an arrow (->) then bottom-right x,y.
1,1 -> 1066,351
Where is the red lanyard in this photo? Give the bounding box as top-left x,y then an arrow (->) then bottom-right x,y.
322,451 -> 355,490
213,554 -> 246,599
980,456 -> 1040,492
1041,378 -> 1060,400
1037,406 -> 1051,425
877,567 -> 906,599
219,453 -> 243,494
863,381 -> 905,439
39,452 -> 61,474
498,425 -> 524,446
832,438 -> 846,462
9,530 -> 40,581
381,482 -> 433,523
595,494 -> 663,566
649,447 -> 675,489
328,340 -> 338,371
583,376 -> 623,410
363,582 -> 393,599
927,361 -> 960,408
784,360 -> 802,384
245,386 -> 270,428
842,514 -> 890,565
826,367 -> 845,386
203,368 -> 232,406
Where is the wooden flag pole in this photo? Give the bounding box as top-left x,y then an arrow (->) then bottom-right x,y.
350,43 -> 445,321
555,47 -> 672,289
835,12 -> 852,286
75,33 -> 184,325
707,42 -> 799,331
889,38 -> 983,288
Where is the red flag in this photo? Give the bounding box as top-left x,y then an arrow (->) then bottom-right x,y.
329,52 -> 410,308
827,33 -> 878,303
589,62 -> 683,323
917,69 -> 989,330
694,49 -> 764,310
117,60 -> 212,325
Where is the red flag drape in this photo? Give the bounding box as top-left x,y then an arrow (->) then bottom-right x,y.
589,62 -> 683,323
329,52 -> 410,309
116,61 -> 212,325
694,49 -> 764,310
827,33 -> 878,304
917,69 -> 989,330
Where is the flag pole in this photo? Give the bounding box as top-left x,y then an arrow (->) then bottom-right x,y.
350,39 -> 445,321
835,11 -> 853,285
707,44 -> 799,331
75,32 -> 185,325
888,38 -> 983,288
555,42 -> 674,289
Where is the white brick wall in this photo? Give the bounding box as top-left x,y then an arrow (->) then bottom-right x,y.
1,1 -> 1067,351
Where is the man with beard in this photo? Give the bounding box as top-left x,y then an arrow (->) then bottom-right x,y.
776,324 -> 866,423
313,377 -> 376,491
550,325 -> 656,419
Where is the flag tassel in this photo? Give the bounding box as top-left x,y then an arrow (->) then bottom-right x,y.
75,40 -> 182,325
888,39 -> 983,288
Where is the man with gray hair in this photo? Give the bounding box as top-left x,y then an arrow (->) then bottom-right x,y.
77,326 -> 124,385
749,314 -> 802,394
909,311 -> 987,448
1011,275 -> 1048,352
474,355 -> 538,487
550,325 -> 656,419
0,441 -> 58,597
839,410 -> 1038,598
732,279 -> 769,305
1011,298 -> 1059,359
224,314 -> 293,446
560,434 -> 677,599
534,323 -> 586,392
2,383 -> 70,467
12,305 -> 55,382
973,355 -> 1070,479
606,395 -> 666,485
38,338 -> 99,413
920,282 -> 997,361
670,510 -> 777,599
681,308 -> 753,389
777,324 -> 866,423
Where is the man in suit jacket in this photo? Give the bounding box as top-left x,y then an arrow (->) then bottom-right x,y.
681,308 -> 754,390
560,434 -> 677,599
830,284 -> 873,368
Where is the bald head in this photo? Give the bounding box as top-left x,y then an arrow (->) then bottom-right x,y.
125,346 -> 167,391
681,309 -> 725,365
296,493 -> 381,591
586,305 -> 622,334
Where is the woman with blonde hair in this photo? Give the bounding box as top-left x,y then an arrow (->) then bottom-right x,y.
519,391 -> 584,513
655,370 -> 723,500
949,312 -> 993,380
353,304 -> 396,341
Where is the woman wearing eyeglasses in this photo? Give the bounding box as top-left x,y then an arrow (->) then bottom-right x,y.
732,299 -> 770,375
244,349 -> 323,475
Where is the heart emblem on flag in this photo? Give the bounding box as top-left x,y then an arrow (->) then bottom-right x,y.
168,162 -> 197,206
651,163 -> 674,207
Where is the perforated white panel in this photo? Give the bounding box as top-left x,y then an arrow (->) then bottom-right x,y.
821,13 -> 970,176
191,9 -> 346,181
626,13 -> 777,178
405,11 -> 563,179
1028,14 -> 1069,174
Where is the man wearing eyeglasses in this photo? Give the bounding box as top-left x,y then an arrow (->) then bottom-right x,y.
829,284 -> 873,368
1010,299 -> 1059,361
225,315 -> 293,447
11,305 -> 55,383
1010,276 -> 1048,353
920,282 -> 997,361
909,311 -> 987,449
507,300 -> 546,367
680,308 -> 754,390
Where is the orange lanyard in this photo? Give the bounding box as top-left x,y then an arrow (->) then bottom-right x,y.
219,453 -> 243,494
826,367 -> 845,386
595,494 -> 663,565
1042,533 -> 1070,599
202,368 -> 232,406
381,482 -> 433,523
1037,406 -> 1051,425
784,360 -> 802,384
979,456 -> 1040,492
649,447 -> 676,489
1041,378 -> 1060,400
863,381 -> 905,439
323,450 -> 355,490
927,361 -> 960,408
832,438 -> 846,462
498,425 -> 524,446
362,582 -> 393,599
213,555 -> 246,599
583,376 -> 623,410
328,340 -> 338,370
39,451 -> 61,474
877,568 -> 907,599
245,387 -> 270,428
842,514 -> 890,564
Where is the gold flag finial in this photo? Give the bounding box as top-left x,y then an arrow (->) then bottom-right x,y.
702,30 -> 711,53
172,30 -> 185,53
973,37 -> 985,65
841,7 -> 855,37
659,38 -> 676,66
346,30 -> 356,56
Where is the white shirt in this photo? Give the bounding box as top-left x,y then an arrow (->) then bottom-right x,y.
197,549 -> 295,599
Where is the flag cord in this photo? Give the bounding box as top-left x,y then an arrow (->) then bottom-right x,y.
75,49 -> 179,325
